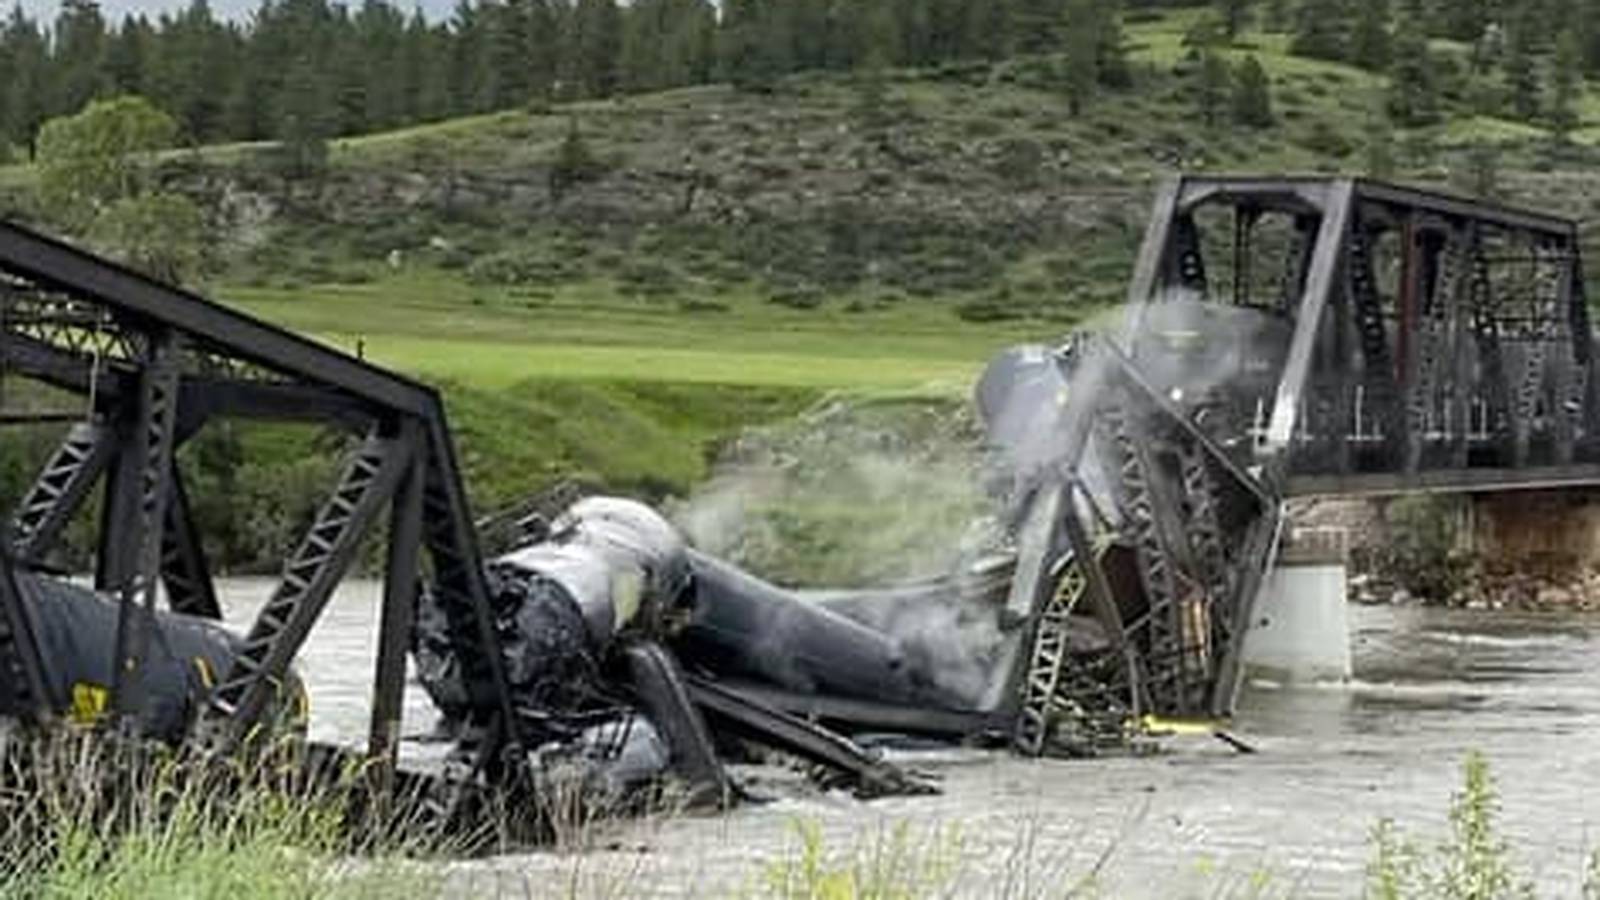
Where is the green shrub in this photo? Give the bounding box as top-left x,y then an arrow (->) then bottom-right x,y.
1364,752 -> 1533,900
1359,494 -> 1471,601
678,298 -> 729,313
1300,119 -> 1355,158
464,246 -> 583,287
956,291 -> 1024,323
616,257 -> 682,298
992,137 -> 1046,185
768,282 -> 825,309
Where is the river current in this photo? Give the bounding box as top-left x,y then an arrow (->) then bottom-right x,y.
219,579 -> 1600,897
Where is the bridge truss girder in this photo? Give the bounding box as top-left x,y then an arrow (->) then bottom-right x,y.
0,221 -> 520,792
1126,176 -> 1597,495
1008,178 -> 1591,746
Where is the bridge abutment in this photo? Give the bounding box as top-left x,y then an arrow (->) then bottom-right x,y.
1469,489 -> 1600,576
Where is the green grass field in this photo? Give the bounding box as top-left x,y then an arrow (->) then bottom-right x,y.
212,273 -> 1041,511
223,273 -> 1037,393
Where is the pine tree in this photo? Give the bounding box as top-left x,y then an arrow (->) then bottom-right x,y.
1387,14 -> 1439,126
396,9 -> 429,120
524,0 -> 561,101
1459,140 -> 1501,199
3,8 -> 50,158
1292,0 -> 1348,61
415,21 -> 453,120
571,0 -> 623,97
103,16 -> 151,96
53,0 -> 109,117
1063,0 -> 1099,115
1503,25 -> 1542,122
355,0 -> 407,130
1232,55 -> 1273,127
897,0 -> 935,65
1218,0 -> 1252,40
854,0 -> 901,72
850,0 -> 898,135
1263,0 -> 1291,32
275,53 -> 336,179
967,0 -> 1015,61
1583,0 -> 1600,74
1012,0 -> 1066,52
719,0 -> 774,91
0,24 -> 12,157
165,0 -> 236,143
1550,28 -> 1583,138
481,0 -> 531,110
548,115 -> 602,201
1196,48 -> 1230,127
1442,0 -> 1494,42
1364,105 -> 1396,177
224,59 -> 269,140
1350,0 -> 1390,71
1095,0 -> 1131,89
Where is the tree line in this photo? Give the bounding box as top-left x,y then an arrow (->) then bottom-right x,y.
2,0 -> 1595,166
0,0 -> 1176,162
1274,0 -> 1596,134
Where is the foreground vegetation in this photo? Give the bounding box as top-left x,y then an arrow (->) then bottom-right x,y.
0,732 -> 441,899
4,735 -> 1581,898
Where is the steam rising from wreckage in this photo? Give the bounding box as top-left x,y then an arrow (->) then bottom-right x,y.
2,176 -> 1598,837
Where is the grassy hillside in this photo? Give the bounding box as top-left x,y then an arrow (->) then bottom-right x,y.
8,7 -> 1600,568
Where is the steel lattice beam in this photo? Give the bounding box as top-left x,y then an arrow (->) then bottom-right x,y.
9,421 -> 116,564
418,416 -> 522,778
161,465 -> 220,619
192,432 -> 409,753
369,422 -> 424,772
0,552 -> 54,723
110,331 -> 183,720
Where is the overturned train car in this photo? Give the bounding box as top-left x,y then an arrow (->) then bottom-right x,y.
413,317 -> 1284,779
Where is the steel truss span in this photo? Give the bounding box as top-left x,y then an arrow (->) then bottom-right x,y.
994,177 -> 1599,750
0,220 -> 517,829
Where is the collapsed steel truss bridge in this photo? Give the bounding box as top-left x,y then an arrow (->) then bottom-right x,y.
998,176 -> 1600,744
0,174 -> 1595,796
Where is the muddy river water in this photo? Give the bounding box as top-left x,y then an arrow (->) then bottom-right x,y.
220,579 -> 1600,897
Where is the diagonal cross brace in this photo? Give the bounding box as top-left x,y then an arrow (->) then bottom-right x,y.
0,550 -> 56,722
161,466 -> 220,620
419,413 -> 520,753
8,421 -> 117,565
192,431 -> 410,753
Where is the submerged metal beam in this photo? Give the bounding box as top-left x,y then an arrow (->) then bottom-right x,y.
685,675 -> 934,798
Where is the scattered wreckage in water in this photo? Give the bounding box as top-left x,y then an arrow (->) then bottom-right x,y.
402,318 -> 1282,802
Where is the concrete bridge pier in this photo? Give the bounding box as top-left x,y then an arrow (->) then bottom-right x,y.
1240,529 -> 1353,685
